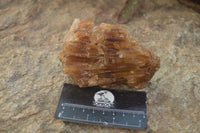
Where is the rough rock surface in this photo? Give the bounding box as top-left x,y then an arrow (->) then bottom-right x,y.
0,0 -> 200,133
60,19 -> 160,89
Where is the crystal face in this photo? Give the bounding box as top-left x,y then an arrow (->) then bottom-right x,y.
59,19 -> 160,89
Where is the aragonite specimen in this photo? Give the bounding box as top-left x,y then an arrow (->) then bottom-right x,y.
60,19 -> 160,89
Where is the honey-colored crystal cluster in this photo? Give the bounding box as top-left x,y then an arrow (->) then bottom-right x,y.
60,19 -> 160,89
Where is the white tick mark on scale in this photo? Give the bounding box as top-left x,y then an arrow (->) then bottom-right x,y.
113,117 -> 115,123
58,113 -> 62,117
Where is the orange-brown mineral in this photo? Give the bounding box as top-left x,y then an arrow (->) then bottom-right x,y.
60,19 -> 160,89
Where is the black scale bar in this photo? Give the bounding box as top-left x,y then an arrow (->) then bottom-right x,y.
55,84 -> 147,130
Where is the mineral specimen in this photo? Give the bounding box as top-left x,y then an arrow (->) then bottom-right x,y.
59,19 -> 160,89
